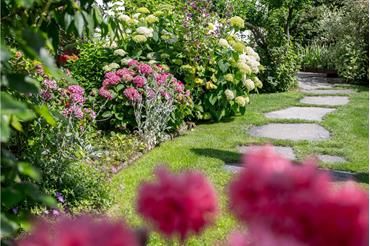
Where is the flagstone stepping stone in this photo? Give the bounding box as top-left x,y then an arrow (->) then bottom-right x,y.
249,123 -> 330,141
223,164 -> 242,173
300,96 -> 349,106
265,107 -> 335,121
317,155 -> 347,163
238,145 -> 296,160
298,81 -> 333,90
303,89 -> 353,95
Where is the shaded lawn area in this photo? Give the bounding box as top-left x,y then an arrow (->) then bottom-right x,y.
108,85 -> 368,245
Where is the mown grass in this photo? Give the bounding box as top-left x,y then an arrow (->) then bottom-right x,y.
108,85 -> 368,245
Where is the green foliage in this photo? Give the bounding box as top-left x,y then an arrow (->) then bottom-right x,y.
299,44 -> 336,71
259,44 -> 300,92
67,41 -> 114,91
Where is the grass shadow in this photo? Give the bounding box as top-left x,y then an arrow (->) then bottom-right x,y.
191,148 -> 241,164
355,172 -> 369,184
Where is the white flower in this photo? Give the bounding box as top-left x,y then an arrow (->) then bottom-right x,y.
235,96 -> 247,107
109,41 -> 117,48
133,13 -> 141,19
136,26 -> 153,37
219,39 -> 230,48
103,65 -> 111,72
118,14 -> 131,23
224,89 -> 235,100
109,63 -> 120,69
237,61 -> 251,74
254,77 -> 263,88
243,78 -> 255,91
114,49 -> 127,57
121,58 -> 131,65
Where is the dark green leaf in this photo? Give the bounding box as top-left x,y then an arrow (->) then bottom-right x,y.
74,11 -> 85,36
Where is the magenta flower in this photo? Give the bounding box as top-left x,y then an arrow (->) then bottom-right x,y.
161,91 -> 172,100
123,87 -> 142,102
84,108 -> 96,119
137,63 -> 153,75
104,71 -> 116,79
116,68 -> 135,82
137,167 -> 218,241
175,81 -> 185,93
133,76 -> 146,87
43,79 -> 58,90
17,215 -> 139,246
70,105 -> 84,119
229,145 -> 369,246
67,85 -> 84,95
70,93 -> 85,104
146,89 -> 156,100
185,90 -> 191,97
128,59 -> 139,67
155,73 -> 171,84
104,74 -> 121,86
55,192 -> 64,203
98,87 -> 113,100
40,90 -> 52,101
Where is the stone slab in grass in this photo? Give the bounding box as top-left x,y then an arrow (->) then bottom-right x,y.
298,81 -> 333,90
317,155 -> 347,163
223,164 -> 242,173
303,89 -> 354,95
238,145 -> 296,160
249,123 -> 330,141
300,96 -> 349,106
265,107 -> 335,121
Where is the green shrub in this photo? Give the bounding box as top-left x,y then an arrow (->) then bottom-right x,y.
299,44 -> 336,71
259,44 -> 300,92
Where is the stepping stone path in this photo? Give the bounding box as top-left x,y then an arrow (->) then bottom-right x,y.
300,96 -> 349,106
317,155 -> 346,163
249,123 -> 330,141
303,89 -> 354,95
238,145 -> 296,160
265,107 -> 335,121
224,72 -> 356,182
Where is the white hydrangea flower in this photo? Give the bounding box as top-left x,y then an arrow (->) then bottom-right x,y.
113,49 -> 127,57
136,26 -> 154,37
133,13 -> 141,19
243,78 -> 255,91
121,58 -> 131,65
224,89 -> 235,101
219,39 -> 230,48
109,63 -> 120,69
103,64 -> 111,72
118,14 -> 131,23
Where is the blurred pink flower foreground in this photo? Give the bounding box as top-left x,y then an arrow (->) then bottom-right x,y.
228,145 -> 369,246
137,167 -> 218,241
17,216 -> 139,246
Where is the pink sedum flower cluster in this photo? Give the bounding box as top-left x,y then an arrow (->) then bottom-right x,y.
228,145 -> 369,246
17,215 -> 139,246
137,167 -> 218,241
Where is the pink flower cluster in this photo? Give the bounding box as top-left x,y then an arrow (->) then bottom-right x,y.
123,87 -> 142,102
17,216 -> 139,246
98,61 -> 191,104
137,167 -> 218,241
228,146 -> 369,246
40,79 -> 58,102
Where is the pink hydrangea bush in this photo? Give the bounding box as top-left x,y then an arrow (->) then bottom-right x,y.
97,60 -> 193,148
228,145 -> 369,246
137,167 -> 218,241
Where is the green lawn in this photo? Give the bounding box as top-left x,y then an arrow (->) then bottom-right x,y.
108,85 -> 368,245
